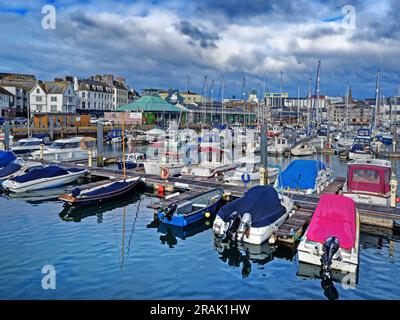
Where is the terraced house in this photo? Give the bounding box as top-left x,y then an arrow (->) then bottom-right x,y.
74,76 -> 113,112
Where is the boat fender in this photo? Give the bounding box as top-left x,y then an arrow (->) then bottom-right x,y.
320,236 -> 340,281
160,167 -> 170,179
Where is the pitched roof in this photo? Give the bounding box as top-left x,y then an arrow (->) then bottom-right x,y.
117,95 -> 182,112
78,79 -> 112,92
0,87 -> 14,96
34,81 -> 72,94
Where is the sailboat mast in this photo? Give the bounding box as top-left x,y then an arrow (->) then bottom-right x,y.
121,111 -> 126,179
373,70 -> 380,132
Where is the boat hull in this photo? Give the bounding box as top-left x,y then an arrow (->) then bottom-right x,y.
2,169 -> 86,193
143,161 -> 184,176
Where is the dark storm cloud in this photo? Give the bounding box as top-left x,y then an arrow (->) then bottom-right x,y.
175,20 -> 220,48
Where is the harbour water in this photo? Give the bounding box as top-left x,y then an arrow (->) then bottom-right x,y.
0,145 -> 399,300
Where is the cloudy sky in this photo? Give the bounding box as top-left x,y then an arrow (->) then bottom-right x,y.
0,0 -> 399,99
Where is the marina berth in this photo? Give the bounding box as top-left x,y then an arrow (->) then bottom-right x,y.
213,186 -> 294,245
58,176 -> 142,207
157,188 -> 223,227
274,159 -> 334,194
297,194 -> 360,275
2,165 -> 87,193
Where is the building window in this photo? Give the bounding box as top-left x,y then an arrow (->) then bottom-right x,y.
51,96 -> 57,102
51,105 -> 57,112
82,102 -> 85,109
36,105 -> 42,111
36,96 -> 42,102
36,88 -> 40,94
82,92 -> 86,98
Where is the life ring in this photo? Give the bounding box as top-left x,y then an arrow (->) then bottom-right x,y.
241,173 -> 251,184
160,167 -> 170,179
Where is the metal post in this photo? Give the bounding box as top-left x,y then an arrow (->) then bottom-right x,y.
4,121 -> 10,150
39,143 -> 44,160
49,116 -> 54,141
97,121 -> 104,167
88,149 -> 93,167
260,120 -> 269,185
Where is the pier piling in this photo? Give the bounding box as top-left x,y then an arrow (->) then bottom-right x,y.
3,121 -> 10,150
96,122 -> 104,167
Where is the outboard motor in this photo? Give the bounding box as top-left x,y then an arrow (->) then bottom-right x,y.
163,203 -> 177,221
320,236 -> 340,281
237,213 -> 252,242
223,211 -> 242,242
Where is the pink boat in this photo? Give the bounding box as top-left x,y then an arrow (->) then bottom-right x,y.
298,194 -> 360,275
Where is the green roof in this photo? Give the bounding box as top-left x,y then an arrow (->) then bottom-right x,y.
117,95 -> 182,112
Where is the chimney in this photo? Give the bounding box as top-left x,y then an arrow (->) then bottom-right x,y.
103,74 -> 114,86
115,76 -> 125,85
73,77 -> 79,91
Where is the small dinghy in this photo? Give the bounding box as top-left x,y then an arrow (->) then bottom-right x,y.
213,186 -> 294,245
291,143 -> 316,156
59,176 -> 141,207
298,194 -> 360,276
2,165 -> 87,193
274,159 -> 334,194
157,188 -> 224,227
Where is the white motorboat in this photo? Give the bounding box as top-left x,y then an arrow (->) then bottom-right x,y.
268,137 -> 291,155
213,185 -> 294,245
143,151 -> 185,177
298,194 -> 360,275
290,143 -> 316,156
2,165 -> 87,193
275,159 -> 334,194
31,137 -> 96,162
348,137 -> 374,160
145,128 -> 165,143
11,137 -> 48,155
341,159 -> 393,206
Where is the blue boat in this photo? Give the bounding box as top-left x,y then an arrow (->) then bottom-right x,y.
0,151 -> 16,168
157,188 -> 224,227
106,129 -> 124,143
59,177 -> 142,206
274,159 -> 334,194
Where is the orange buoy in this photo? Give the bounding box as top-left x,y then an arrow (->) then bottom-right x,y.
396,197 -> 400,203
158,185 -> 165,197
160,167 -> 170,180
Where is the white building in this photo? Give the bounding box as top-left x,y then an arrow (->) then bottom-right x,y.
29,81 -> 76,114
0,87 -> 14,117
101,74 -> 128,109
74,77 -> 113,111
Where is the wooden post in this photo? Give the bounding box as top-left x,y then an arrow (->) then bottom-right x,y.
39,143 -> 44,160
390,172 -> 398,208
88,149 -> 93,167
97,121 -> 104,167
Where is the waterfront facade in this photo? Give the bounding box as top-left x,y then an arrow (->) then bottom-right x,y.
0,87 -> 14,117
74,76 -> 113,112
29,81 -> 77,114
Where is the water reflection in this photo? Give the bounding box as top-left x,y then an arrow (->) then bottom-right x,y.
151,217 -> 214,248
213,237 -> 277,278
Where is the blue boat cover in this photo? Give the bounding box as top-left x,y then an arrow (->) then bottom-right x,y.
32,134 -> 48,139
0,151 -> 16,167
76,180 -> 134,197
217,186 -> 286,228
0,163 -> 21,178
276,160 -> 326,190
12,165 -> 69,183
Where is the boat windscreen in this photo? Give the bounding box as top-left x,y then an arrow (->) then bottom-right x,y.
347,165 -> 390,194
